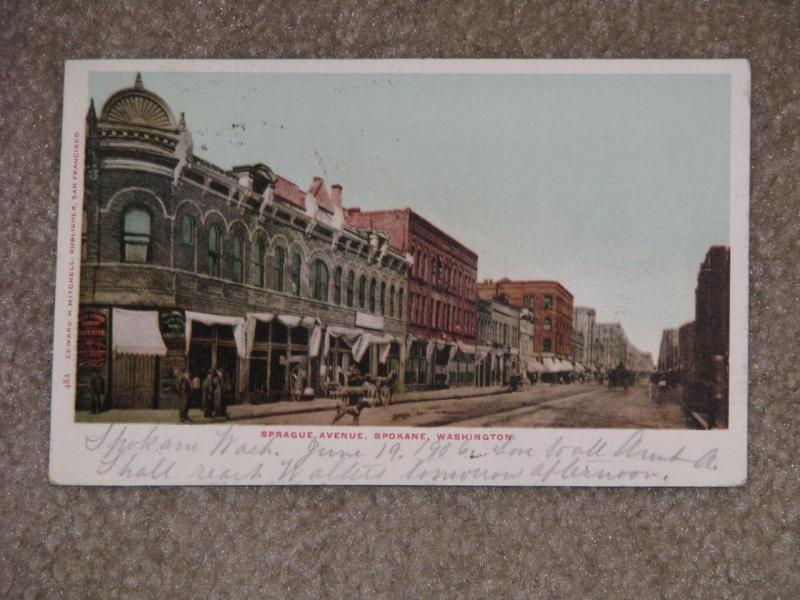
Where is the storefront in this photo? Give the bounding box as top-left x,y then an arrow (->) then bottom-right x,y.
110,308 -> 168,409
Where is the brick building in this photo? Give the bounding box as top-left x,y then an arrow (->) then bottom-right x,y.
476,279 -> 573,361
77,74 -> 410,410
345,208 -> 478,389
692,245 -> 730,427
658,328 -> 680,372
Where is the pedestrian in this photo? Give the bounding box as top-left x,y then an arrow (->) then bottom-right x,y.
191,373 -> 202,409
89,371 -> 105,414
177,369 -> 193,423
214,369 -> 229,420
202,368 -> 216,419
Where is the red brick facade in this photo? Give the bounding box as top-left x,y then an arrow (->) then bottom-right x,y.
345,208 -> 478,343
476,279 -> 573,359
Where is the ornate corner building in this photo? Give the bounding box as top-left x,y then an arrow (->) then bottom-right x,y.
77,74 -> 411,409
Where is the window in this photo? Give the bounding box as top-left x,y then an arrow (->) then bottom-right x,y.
523,295 -> 533,308
333,267 -> 343,305
273,246 -> 285,291
543,317 -> 552,331
207,224 -> 221,276
290,252 -> 301,295
231,233 -> 244,283
543,295 -> 553,309
398,288 -> 404,319
543,338 -> 552,352
346,271 -> 355,307
358,275 -> 366,309
310,259 -> 329,302
369,278 -> 377,313
388,285 -> 395,317
254,239 -> 265,287
179,215 -> 194,270
123,208 -> 151,263
379,282 -> 386,315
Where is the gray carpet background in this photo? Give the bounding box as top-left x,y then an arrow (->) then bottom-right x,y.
1,1 -> 798,598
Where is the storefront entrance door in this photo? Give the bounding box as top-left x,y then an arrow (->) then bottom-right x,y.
112,354 -> 158,409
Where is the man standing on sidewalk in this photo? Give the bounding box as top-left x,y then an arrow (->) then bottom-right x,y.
177,369 -> 193,423
202,369 -> 216,419
89,371 -> 105,414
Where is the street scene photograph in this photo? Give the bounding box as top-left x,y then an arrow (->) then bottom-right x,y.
74,68 -> 732,430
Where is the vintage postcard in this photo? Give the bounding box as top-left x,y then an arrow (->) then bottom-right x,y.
50,59 -> 749,486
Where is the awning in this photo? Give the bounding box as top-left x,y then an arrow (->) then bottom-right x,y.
185,310 -> 246,358
475,345 -> 492,362
542,357 -> 559,373
245,312 -> 275,357
558,359 -> 573,372
112,308 -> 167,357
575,363 -> 586,374
526,359 -> 545,373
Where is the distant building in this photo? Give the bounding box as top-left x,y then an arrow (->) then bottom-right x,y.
477,279 -> 573,361
476,298 -> 521,386
572,306 -> 596,367
519,308 -> 537,377
678,321 -> 696,387
595,322 -> 629,369
658,328 -> 680,372
346,208 -> 478,390
627,345 -> 654,373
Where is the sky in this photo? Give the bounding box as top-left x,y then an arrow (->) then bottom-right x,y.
89,71 -> 731,358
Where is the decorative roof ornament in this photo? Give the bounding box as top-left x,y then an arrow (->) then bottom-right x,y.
100,73 -> 177,130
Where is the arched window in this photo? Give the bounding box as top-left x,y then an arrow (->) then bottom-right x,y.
398,288 -> 404,319
207,224 -> 221,276
254,239 -> 266,288
388,284 -> 395,317
231,233 -> 244,283
358,275 -> 366,309
333,266 -> 343,305
346,270 -> 354,307
310,259 -> 329,302
273,247 -> 285,291
123,207 -> 151,263
290,252 -> 302,295
369,278 -> 377,313
179,215 -> 195,270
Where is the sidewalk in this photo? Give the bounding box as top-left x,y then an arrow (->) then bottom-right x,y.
75,384 -> 515,424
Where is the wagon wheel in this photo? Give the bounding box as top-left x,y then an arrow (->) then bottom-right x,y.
379,384 -> 392,407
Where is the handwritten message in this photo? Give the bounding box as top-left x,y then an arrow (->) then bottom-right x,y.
80,426 -> 720,486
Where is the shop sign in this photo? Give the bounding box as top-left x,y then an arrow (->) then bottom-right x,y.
160,310 -> 185,350
356,312 -> 384,331
78,309 -> 107,367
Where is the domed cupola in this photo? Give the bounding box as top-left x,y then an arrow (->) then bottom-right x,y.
100,73 -> 178,131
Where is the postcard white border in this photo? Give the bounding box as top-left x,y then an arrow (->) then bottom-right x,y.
50,59 -> 750,487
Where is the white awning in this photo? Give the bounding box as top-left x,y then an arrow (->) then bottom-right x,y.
245,312 -> 275,357
185,310 -> 246,358
112,308 -> 167,357
542,357 -> 559,373
526,359 -> 545,373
